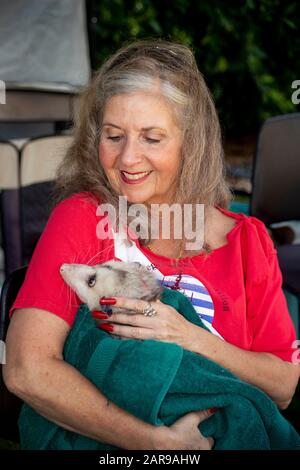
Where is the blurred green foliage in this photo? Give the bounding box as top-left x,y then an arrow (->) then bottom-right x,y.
87,0 -> 300,137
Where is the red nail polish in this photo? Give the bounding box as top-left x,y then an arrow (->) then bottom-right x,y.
100,298 -> 116,305
99,323 -> 114,332
92,311 -> 109,319
208,407 -> 218,415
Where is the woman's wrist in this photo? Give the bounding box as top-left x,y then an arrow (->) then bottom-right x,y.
134,424 -> 180,450
150,425 -> 177,450
106,413 -> 169,450
181,323 -> 212,355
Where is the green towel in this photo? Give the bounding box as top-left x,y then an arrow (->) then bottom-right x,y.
18,288 -> 300,450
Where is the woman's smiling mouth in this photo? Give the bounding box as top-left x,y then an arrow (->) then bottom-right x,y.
120,170 -> 152,184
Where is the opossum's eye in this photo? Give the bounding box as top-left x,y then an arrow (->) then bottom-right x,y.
87,274 -> 96,288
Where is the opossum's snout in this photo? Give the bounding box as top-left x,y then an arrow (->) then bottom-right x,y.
60,264 -> 68,275
60,263 -> 77,282
60,263 -> 99,309
60,263 -> 70,280
60,264 -> 96,286
60,263 -> 78,275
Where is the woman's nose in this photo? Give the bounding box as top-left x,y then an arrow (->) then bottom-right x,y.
119,137 -> 143,167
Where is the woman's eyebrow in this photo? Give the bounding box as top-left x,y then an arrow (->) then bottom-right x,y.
102,123 -> 122,129
103,123 -> 165,132
102,122 -> 166,132
141,127 -> 166,131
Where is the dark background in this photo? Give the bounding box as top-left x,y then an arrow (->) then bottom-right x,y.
86,0 -> 300,139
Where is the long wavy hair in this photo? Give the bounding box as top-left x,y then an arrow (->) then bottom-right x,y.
55,38 -> 232,248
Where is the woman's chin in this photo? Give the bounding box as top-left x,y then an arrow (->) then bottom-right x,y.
120,191 -> 152,205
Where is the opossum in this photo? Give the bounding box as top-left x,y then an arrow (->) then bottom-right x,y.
60,261 -> 163,315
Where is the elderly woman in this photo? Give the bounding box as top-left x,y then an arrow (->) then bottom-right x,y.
3,40 -> 299,450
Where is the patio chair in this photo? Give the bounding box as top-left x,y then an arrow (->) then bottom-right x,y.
0,265 -> 27,442
250,113 -> 300,335
20,134 -> 73,265
0,135 -> 72,276
0,141 -> 22,277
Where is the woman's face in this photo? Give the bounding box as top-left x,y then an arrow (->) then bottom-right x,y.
98,91 -> 183,206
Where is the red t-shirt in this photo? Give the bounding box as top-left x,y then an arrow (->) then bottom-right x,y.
11,192 -> 297,362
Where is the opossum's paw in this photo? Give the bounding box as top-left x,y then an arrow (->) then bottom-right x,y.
100,304 -> 113,315
98,305 -> 134,316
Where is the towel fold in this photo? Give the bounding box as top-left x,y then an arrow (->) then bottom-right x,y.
18,288 -> 300,450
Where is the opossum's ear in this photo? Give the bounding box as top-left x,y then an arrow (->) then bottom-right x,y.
132,262 -> 142,268
115,269 -> 127,281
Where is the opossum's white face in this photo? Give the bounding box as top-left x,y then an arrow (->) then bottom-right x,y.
60,263 -> 123,311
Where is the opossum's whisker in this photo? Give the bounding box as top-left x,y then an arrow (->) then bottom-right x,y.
70,254 -> 77,264
58,275 -> 66,296
86,245 -> 113,265
66,286 -> 71,310
84,244 -> 95,264
63,274 -> 72,309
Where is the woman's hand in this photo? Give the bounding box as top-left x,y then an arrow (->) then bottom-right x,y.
93,296 -> 201,348
153,409 -> 215,450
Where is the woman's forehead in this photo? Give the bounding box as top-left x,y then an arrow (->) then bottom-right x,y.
102,91 -> 179,129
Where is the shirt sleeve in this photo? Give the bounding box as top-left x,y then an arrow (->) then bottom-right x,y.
10,195 -> 106,327
245,217 -> 298,362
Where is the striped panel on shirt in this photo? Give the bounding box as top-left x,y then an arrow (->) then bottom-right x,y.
161,274 -> 215,325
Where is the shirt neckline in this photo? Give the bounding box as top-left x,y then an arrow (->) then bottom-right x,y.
133,206 -> 246,263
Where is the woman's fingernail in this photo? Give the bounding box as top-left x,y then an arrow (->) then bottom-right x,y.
100,298 -> 116,305
92,311 -> 109,319
99,323 -> 114,332
208,407 -> 218,415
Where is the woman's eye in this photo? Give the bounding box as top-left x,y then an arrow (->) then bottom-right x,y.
87,275 -> 96,287
145,137 -> 160,144
108,136 -> 123,142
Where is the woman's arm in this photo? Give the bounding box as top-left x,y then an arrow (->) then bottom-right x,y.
3,308 -> 213,450
101,297 -> 300,409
